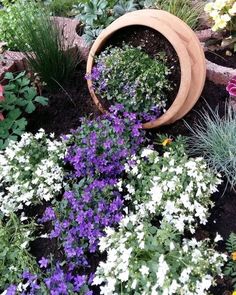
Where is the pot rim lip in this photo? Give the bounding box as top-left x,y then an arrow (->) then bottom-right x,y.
86,12 -> 192,129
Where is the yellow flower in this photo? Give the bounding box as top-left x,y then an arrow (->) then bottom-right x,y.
214,0 -> 227,10
221,13 -> 231,22
229,2 -> 236,15
162,138 -> 173,147
204,2 -> 214,12
232,291 -> 236,295
232,252 -> 236,261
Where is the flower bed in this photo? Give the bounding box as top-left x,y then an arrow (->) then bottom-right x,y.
1,1 -> 236,294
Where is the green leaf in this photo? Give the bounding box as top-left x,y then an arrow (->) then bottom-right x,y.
34,96 -> 49,106
14,71 -> 26,81
4,72 -> 14,80
25,101 -> 36,113
8,108 -> 22,120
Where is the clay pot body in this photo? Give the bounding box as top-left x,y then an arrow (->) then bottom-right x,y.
87,9 -> 206,129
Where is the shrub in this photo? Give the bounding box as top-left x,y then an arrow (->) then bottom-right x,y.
2,0 -> 80,88
186,104 -> 236,188
0,129 -> 66,215
88,45 -> 171,114
224,233 -> 236,289
0,71 -> 48,149
0,213 -> 39,291
0,0 -> 40,50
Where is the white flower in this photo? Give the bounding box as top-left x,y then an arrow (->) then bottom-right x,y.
141,148 -> 154,158
214,233 -> 223,242
140,265 -> 149,276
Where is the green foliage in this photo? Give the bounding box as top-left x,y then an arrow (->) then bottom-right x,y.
43,0 -> 78,16
224,233 -> 236,288
1,0 -> 80,88
93,45 -> 171,113
0,71 -> 48,150
113,0 -> 139,17
0,213 -> 38,290
74,0 -> 115,45
74,0 -> 142,45
186,104 -> 236,188
155,0 -> 202,29
0,0 -> 41,50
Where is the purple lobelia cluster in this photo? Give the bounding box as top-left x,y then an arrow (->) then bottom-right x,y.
16,105 -> 145,294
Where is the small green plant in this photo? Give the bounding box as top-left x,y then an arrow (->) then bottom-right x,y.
0,213 -> 39,290
0,0 -> 42,50
155,0 -> 202,29
186,104 -> 236,188
43,0 -> 78,16
74,0 -> 141,45
0,71 -> 48,149
89,45 -> 172,114
4,0 -> 80,88
224,233 -> 236,288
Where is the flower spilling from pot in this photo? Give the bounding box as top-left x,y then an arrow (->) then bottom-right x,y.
86,44 -> 173,122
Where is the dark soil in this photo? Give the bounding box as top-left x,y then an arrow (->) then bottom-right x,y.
26,61 -> 100,136
98,25 -> 181,110
206,49 -> 236,68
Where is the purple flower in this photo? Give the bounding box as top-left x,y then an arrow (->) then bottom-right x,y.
226,76 -> 236,97
39,257 -> 49,268
6,285 -> 17,295
40,207 -> 56,223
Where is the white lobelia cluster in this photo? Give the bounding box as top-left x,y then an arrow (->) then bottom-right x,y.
94,138 -> 225,294
122,143 -> 222,234
0,129 -> 66,215
94,218 -> 227,295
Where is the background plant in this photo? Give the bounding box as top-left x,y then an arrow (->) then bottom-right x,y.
89,45 -> 171,114
0,71 -> 48,150
0,213 -> 39,292
3,0 -> 80,89
204,0 -> 236,51
73,0 -> 149,45
42,0 -> 78,16
0,129 -> 65,215
224,233 -> 236,289
0,0 -> 40,50
155,0 -> 203,29
186,104 -> 236,188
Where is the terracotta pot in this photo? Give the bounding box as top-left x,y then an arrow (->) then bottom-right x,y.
86,9 -> 206,128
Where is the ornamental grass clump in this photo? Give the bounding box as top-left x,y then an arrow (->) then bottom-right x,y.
88,45 -> 172,115
186,104 -> 236,188
3,0 -> 79,88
